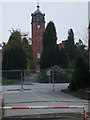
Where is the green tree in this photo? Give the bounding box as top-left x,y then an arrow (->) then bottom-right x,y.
2,30 -> 27,71
40,21 -> 59,69
76,39 -> 85,48
22,37 -> 33,69
59,49 -> 69,68
22,38 -> 37,69
69,48 -> 89,91
65,29 -> 75,62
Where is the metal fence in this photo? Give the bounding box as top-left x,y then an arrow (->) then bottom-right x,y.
2,68 -> 73,91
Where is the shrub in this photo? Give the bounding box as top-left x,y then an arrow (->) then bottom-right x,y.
37,67 -> 69,83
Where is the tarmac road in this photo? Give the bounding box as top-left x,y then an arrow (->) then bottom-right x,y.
2,83 -> 89,119
2,113 -> 90,120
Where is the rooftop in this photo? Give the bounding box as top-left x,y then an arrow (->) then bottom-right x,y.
32,3 -> 45,16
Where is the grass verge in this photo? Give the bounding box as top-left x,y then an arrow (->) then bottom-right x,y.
2,78 -> 21,85
61,88 -> 89,100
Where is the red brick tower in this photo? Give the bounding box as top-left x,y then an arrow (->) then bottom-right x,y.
31,3 -> 45,64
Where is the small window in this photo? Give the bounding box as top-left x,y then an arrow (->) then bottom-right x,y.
37,53 -> 40,59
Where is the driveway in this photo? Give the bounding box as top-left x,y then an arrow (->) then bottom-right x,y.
2,83 -> 89,118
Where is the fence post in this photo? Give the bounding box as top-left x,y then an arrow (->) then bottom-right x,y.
24,69 -> 26,82
49,69 -> 51,84
21,70 -> 23,91
2,99 -> 5,117
52,68 -> 55,91
84,107 -> 86,120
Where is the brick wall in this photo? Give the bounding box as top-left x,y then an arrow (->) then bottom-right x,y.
32,22 -> 45,61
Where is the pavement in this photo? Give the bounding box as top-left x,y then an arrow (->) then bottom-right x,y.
1,113 -> 89,120
1,83 -> 90,119
0,85 -> 2,120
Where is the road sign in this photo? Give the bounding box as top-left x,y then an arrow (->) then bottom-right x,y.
47,70 -> 50,76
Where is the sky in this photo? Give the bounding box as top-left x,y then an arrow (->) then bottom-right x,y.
0,1 -> 89,45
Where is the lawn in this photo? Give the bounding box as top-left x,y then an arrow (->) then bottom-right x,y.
62,88 -> 89,100
2,78 -> 21,85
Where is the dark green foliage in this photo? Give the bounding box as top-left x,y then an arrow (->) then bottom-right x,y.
59,49 -> 69,68
76,39 -> 86,49
22,37 -> 33,69
40,21 -> 60,69
37,67 -> 69,83
75,39 -> 88,62
37,69 -> 49,83
65,29 -> 76,62
2,77 -> 21,85
69,48 -> 89,91
54,69 -> 69,83
22,37 -> 33,59
2,30 -> 27,79
8,30 -> 21,43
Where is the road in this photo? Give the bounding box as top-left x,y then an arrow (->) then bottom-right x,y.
0,84 -> 2,120
2,83 -> 89,119
2,113 -> 89,120
0,95 -> 2,120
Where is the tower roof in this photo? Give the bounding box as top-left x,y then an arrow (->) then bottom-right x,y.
32,2 -> 45,16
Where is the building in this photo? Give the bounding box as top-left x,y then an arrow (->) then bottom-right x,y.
31,3 -> 45,63
88,22 -> 90,68
58,40 -> 67,50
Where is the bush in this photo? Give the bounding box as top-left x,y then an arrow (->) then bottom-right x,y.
37,69 -> 49,83
2,71 -> 21,79
69,48 -> 89,91
37,67 -> 69,83
54,69 -> 69,83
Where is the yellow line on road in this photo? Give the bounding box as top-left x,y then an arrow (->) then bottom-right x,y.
56,115 -> 76,119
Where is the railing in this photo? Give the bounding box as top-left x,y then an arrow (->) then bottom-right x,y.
2,68 -> 72,91
2,105 -> 86,120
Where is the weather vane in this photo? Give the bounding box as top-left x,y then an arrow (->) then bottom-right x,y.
37,1 -> 40,10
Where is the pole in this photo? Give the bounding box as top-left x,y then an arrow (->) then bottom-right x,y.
84,107 -> 86,120
24,69 -> 26,82
52,69 -> 55,91
49,69 -> 51,84
21,70 -> 23,91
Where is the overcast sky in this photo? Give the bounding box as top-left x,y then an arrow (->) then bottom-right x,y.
1,1 -> 89,45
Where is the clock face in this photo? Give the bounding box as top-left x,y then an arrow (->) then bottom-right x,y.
37,25 -> 41,29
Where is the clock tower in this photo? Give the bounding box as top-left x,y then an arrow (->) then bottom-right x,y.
31,3 -> 45,64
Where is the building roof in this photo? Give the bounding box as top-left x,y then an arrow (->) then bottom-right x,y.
32,4 -> 45,16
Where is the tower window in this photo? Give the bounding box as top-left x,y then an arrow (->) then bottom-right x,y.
37,18 -> 39,22
37,53 -> 40,59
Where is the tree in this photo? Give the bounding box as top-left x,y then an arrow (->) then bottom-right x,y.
76,39 -> 86,50
65,29 -> 75,62
2,30 -> 27,79
59,49 -> 69,68
22,37 -> 33,69
40,21 -> 60,69
75,39 -> 88,65
22,37 -> 37,69
69,48 -> 89,91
